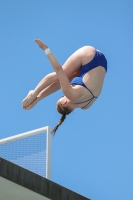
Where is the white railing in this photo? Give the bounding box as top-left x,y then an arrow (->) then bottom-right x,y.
0,126 -> 52,179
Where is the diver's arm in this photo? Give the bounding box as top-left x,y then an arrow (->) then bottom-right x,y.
46,52 -> 76,101
34,39 -> 77,100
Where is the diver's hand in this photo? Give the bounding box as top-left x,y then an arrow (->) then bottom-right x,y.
34,39 -> 48,50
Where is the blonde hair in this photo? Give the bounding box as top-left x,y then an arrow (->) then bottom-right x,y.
52,100 -> 74,135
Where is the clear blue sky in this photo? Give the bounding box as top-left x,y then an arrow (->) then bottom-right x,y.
0,1 -> 133,200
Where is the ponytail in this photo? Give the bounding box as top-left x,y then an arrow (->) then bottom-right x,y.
52,114 -> 66,135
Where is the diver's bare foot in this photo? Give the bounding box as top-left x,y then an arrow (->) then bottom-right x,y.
24,97 -> 39,110
22,90 -> 37,108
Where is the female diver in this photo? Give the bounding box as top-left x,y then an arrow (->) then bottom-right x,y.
22,39 -> 107,134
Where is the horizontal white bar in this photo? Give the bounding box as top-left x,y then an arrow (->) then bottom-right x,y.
0,126 -> 49,144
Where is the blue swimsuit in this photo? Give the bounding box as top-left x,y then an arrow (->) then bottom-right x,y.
70,50 -> 107,108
